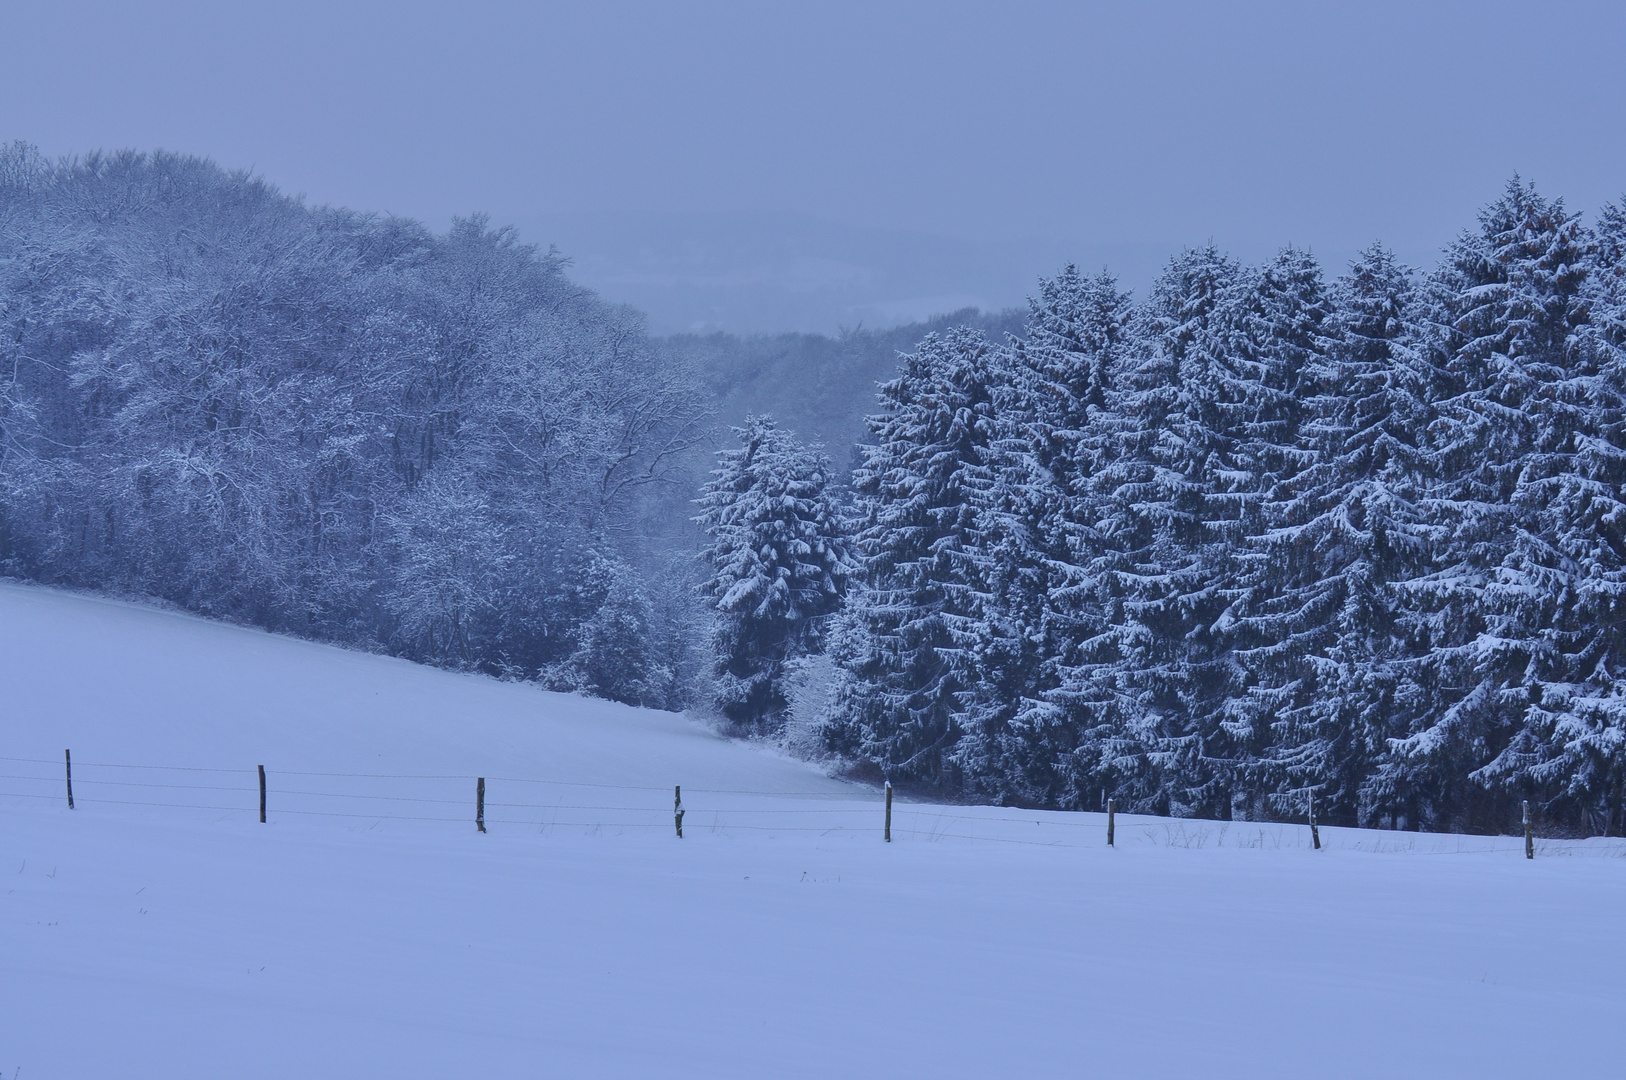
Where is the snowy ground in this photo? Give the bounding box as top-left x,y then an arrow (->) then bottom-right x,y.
3,581 -> 1623,1078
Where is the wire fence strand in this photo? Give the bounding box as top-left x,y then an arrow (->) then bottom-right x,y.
14,750 -> 1612,857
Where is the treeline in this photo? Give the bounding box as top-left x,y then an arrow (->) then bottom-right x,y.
700,179 -> 1626,835
0,144 -> 710,706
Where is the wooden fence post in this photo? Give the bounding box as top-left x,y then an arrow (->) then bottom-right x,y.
477,777 -> 486,834
65,749 -> 74,810
1107,798 -> 1115,848
884,781 -> 892,843
258,765 -> 266,823
1524,799 -> 1534,860
674,785 -> 684,839
1309,791 -> 1321,850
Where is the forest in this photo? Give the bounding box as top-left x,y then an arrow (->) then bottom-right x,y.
699,179 -> 1626,837
4,142 -> 1623,834
0,144 -> 711,708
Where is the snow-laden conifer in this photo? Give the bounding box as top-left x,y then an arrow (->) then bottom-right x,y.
1373,179 -> 1611,831
997,267 -> 1135,806
696,416 -> 849,730
1241,245 -> 1439,823
826,329 -> 1004,787
1198,247 -> 1333,814
1089,245 -> 1249,816
1452,194 -> 1626,834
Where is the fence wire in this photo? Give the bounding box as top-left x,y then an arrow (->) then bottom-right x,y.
8,751 -> 1620,856
0,753 -> 1106,850
0,753 -> 904,833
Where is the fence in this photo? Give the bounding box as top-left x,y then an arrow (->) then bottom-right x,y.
6,751 -> 1618,857
0,750 -> 1180,851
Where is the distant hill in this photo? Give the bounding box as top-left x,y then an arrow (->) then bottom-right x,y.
665,307 -> 1027,478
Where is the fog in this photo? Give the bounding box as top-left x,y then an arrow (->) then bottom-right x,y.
6,1 -> 1625,332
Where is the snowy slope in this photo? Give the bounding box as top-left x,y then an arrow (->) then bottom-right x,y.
3,581 -> 1624,1079
0,580 -> 847,794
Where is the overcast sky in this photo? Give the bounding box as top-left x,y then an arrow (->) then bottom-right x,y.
5,1 -> 1625,332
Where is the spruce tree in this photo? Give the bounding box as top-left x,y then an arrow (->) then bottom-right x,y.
1000,266 -> 1136,807
1241,245 -> 1441,824
1195,246 -> 1331,816
696,416 -> 849,730
1528,196 -> 1626,834
1374,179 -> 1604,831
826,329 -> 1004,787
1091,245 -> 1248,817
1462,194 -> 1626,835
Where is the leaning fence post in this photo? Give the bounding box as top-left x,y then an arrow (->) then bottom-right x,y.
476,777 -> 487,833
674,785 -> 684,839
1107,798 -> 1115,847
258,765 -> 266,823
884,781 -> 893,842
1309,791 -> 1321,850
1524,799 -> 1534,860
65,749 -> 74,810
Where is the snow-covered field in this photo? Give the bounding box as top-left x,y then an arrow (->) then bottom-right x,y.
2,581 -> 1623,1078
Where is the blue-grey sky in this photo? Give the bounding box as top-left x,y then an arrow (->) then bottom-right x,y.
4,1 -> 1625,333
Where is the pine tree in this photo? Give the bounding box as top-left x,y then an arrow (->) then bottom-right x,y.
1090,245 -> 1249,817
826,329 -> 1004,787
998,266 -> 1136,806
696,416 -> 849,730
1241,244 -> 1441,824
1374,179 -> 1606,831
1457,194 -> 1626,835
1188,246 -> 1331,817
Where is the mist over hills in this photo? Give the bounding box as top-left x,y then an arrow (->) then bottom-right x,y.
522,208 -> 1190,336
665,307 -> 1027,472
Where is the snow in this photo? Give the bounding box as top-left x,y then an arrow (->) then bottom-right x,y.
3,581 -> 1624,1078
